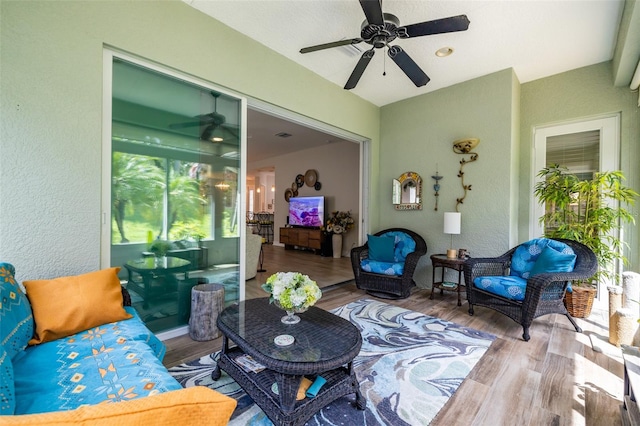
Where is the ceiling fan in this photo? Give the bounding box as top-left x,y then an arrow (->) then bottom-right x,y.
169,91 -> 226,141
299,0 -> 470,90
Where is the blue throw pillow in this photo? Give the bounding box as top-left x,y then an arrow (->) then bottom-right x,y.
0,263 -> 34,360
367,234 -> 396,262
530,246 -> 576,276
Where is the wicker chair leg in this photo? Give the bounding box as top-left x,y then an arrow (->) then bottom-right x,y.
468,305 -> 474,316
565,314 -> 583,333
522,327 -> 530,342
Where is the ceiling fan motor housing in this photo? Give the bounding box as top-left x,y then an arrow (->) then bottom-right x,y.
361,13 -> 400,48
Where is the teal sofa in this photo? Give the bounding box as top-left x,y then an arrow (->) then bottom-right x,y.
0,263 -> 236,423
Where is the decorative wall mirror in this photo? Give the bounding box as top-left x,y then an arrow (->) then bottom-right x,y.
392,171 -> 422,210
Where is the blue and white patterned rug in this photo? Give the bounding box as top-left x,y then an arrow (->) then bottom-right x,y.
168,298 -> 495,425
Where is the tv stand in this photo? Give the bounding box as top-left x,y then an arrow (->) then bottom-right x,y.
280,227 -> 324,253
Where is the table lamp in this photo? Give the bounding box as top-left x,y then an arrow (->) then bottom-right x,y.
444,212 -> 461,259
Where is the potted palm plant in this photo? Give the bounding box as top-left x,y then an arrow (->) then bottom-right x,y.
534,164 -> 637,318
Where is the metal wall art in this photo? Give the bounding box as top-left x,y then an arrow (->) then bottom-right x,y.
453,138 -> 479,212
431,167 -> 443,211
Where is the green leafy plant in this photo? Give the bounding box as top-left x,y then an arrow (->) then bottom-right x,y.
534,165 -> 637,286
149,239 -> 172,257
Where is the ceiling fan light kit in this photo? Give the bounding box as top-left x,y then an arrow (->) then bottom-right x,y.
299,0 -> 470,90
435,47 -> 454,57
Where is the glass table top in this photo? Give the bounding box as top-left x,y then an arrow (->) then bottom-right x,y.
217,298 -> 361,364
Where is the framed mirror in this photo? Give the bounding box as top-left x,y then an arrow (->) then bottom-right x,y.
393,172 -> 422,210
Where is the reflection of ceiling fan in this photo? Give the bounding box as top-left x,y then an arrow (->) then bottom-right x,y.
299,0 -> 470,90
169,91 -> 226,141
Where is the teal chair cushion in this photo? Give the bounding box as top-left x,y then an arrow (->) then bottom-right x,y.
360,259 -> 405,276
473,276 -> 528,301
360,231 -> 416,276
476,239 -> 576,301
0,263 -> 34,361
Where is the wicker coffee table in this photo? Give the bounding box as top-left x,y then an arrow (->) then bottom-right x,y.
212,298 -> 364,426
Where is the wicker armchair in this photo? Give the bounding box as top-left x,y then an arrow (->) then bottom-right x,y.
350,228 -> 427,299
463,238 -> 597,341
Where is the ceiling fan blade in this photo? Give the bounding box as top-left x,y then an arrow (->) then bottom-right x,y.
359,0 -> 384,26
300,38 -> 363,54
388,46 -> 430,87
344,49 -> 375,90
398,15 -> 470,38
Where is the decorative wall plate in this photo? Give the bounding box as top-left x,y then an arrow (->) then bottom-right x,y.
284,188 -> 293,202
295,174 -> 305,187
291,182 -> 297,191
314,181 -> 322,191
304,169 -> 318,187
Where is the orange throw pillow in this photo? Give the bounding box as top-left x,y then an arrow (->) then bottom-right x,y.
24,267 -> 132,344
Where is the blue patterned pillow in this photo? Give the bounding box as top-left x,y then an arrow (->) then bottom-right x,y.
509,238 -> 574,280
380,231 -> 416,262
0,263 -> 34,360
0,344 -> 14,414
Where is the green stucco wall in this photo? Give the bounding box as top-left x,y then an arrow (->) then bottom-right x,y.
0,0 -> 379,280
380,69 -> 519,285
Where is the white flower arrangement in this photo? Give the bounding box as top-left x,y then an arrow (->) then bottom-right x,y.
261,272 -> 322,311
324,210 -> 355,235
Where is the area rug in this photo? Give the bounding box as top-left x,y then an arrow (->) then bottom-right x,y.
168,298 -> 496,425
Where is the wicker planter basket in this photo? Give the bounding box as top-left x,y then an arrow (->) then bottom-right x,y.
564,286 -> 597,318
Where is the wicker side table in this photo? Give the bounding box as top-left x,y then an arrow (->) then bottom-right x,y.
430,254 -> 467,306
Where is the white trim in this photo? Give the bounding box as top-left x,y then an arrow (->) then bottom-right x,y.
156,325 -> 188,341
101,50 -> 114,268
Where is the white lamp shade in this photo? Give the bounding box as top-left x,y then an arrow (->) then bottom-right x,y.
444,212 -> 461,235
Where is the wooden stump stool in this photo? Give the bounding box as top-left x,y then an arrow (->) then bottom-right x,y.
189,283 -> 225,341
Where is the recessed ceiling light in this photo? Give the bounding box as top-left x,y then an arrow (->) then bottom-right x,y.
435,47 -> 454,57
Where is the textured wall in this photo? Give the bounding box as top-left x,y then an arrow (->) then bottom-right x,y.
380,69 -> 519,286
0,1 -> 379,281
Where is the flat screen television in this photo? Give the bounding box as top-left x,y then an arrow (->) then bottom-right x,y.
288,196 -> 325,228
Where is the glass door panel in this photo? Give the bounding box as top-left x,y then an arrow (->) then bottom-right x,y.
109,57 -> 242,334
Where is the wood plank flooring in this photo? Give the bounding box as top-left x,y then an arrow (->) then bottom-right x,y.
163,245 -> 624,425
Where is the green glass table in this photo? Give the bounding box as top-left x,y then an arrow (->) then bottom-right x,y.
123,256 -> 191,308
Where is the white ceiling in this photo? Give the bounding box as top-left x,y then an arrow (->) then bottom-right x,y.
185,0 -> 625,107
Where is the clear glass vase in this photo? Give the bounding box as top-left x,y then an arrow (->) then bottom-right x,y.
275,301 -> 307,324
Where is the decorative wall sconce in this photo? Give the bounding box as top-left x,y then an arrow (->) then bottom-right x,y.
453,138 -> 480,212
431,166 -> 443,211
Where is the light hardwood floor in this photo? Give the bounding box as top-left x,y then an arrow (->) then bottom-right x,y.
164,245 -> 624,426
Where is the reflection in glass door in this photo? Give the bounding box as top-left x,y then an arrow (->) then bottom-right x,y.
106,56 -> 244,334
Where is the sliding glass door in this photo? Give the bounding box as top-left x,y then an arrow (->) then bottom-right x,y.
104,54 -> 245,335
